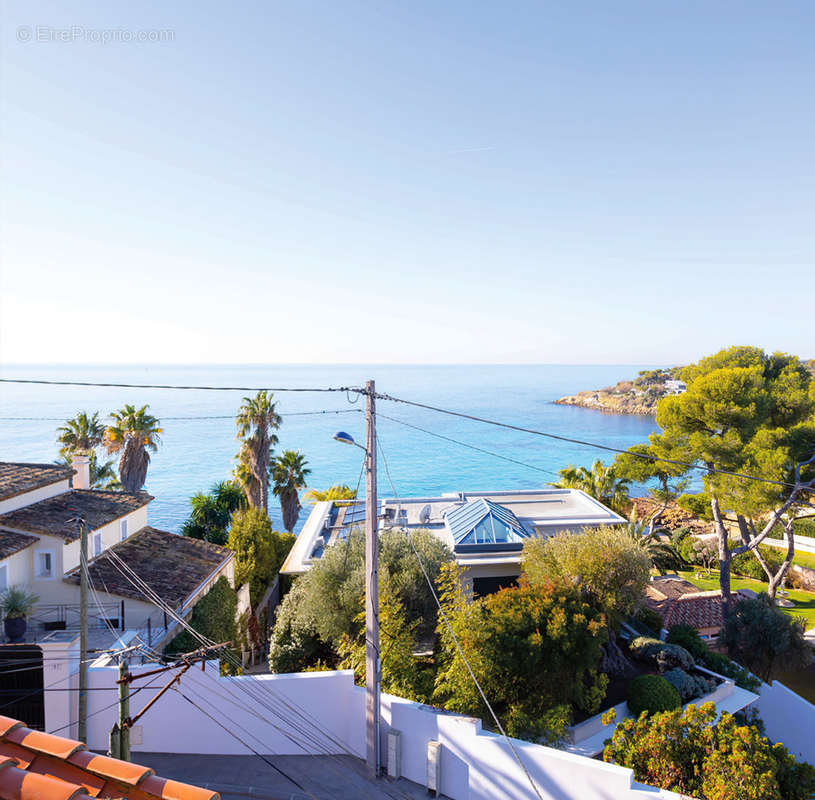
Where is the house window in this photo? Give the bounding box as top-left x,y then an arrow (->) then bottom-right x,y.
93,533 -> 102,557
0,565 -> 7,592
120,519 -> 128,541
37,551 -> 54,579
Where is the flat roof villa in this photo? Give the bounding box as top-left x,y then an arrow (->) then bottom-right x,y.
282,488 -> 625,595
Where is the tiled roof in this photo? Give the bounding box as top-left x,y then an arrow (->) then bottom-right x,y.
0,463 -> 74,502
0,715 -> 218,799
0,491 -> 153,542
0,530 -> 40,560
66,527 -> 233,607
662,590 -> 726,631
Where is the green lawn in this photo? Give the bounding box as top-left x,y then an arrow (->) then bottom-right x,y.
677,570 -> 815,629
792,549 -> 815,571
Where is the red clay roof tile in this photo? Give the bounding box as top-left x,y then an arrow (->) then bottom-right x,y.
138,775 -> 219,800
66,751 -> 153,786
0,718 -> 219,800
0,717 -> 24,738
4,728 -> 85,761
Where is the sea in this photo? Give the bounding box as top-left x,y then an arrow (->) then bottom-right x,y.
0,364 -> 660,534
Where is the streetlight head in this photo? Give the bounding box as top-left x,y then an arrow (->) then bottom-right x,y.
333,431 -> 356,446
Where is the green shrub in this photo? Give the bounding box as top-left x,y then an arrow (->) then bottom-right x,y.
604,703 -> 815,800
633,605 -> 664,635
665,624 -> 708,661
629,636 -> 695,671
627,674 -> 681,716
731,546 -> 783,581
767,518 -> 815,541
670,527 -> 693,549
165,576 -> 237,660
662,667 -> 717,702
703,651 -> 761,692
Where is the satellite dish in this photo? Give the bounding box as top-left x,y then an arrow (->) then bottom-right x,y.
419,504 -> 431,524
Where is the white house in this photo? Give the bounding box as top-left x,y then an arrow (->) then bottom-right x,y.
282,488 -> 626,596
0,460 -> 233,647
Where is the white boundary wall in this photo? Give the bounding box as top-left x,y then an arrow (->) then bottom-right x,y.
78,665 -> 683,800
756,679 -> 815,763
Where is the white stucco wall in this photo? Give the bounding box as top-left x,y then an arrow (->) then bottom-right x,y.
0,546 -> 35,591
756,679 -> 815,763
73,667 -> 684,800
0,479 -> 70,515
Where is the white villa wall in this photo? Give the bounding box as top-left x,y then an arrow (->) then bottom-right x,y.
61,506 -> 149,573
0,546 -> 34,590
756,679 -> 815,763
0,479 -> 70,515
74,667 -> 683,800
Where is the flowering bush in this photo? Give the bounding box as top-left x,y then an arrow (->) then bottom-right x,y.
603,702 -> 815,800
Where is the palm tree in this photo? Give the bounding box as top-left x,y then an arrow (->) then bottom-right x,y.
272,450 -> 311,533
622,519 -> 684,574
181,481 -> 247,545
57,411 -> 105,457
235,391 -> 281,510
56,411 -> 119,489
303,484 -> 357,503
553,459 -> 631,516
103,405 -> 162,492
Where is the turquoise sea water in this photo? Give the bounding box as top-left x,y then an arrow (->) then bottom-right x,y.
0,365 -> 660,533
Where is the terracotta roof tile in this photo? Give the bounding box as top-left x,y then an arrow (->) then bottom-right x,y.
0,463 -> 74,502
65,527 -> 233,607
663,591 -> 727,631
66,750 -> 153,786
0,717 -> 219,800
0,530 -> 40,560
0,491 -> 153,541
5,727 -> 85,760
0,717 -> 24,738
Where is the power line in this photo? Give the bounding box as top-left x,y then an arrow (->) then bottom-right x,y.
0,378 -> 363,394
376,411 -> 560,477
375,434 -> 545,800
375,391 -> 814,493
0,410 -> 364,421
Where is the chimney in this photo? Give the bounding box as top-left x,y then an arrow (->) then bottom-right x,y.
72,453 -> 90,490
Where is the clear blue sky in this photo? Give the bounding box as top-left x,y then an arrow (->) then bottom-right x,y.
1,1 -> 813,364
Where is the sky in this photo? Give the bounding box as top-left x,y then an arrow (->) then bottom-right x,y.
1,1 -> 814,365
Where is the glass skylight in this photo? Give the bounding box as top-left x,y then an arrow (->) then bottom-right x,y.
444,498 -> 530,546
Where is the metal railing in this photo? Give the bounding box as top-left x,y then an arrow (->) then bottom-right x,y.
29,602 -> 125,632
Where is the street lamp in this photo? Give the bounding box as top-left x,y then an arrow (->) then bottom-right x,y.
333,380 -> 380,777
333,431 -> 365,449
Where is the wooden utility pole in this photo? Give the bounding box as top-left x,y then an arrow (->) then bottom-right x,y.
78,516 -> 89,743
118,659 -> 131,761
364,379 -> 380,777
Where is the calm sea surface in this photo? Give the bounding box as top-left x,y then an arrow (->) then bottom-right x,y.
0,365 -> 660,534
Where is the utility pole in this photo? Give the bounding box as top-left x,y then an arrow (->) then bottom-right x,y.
77,516 -> 89,743
364,379 -> 380,777
118,658 -> 131,761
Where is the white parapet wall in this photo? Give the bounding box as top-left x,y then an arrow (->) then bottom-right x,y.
75,665 -> 685,800
756,678 -> 815,763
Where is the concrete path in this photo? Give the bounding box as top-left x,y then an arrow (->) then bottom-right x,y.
132,752 -> 438,800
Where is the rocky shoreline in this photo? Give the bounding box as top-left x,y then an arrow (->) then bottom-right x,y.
554,368 -> 682,416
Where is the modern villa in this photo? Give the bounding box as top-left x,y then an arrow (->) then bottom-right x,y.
281,488 -> 626,595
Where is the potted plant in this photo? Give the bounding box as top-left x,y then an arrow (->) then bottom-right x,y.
1,586 -> 40,643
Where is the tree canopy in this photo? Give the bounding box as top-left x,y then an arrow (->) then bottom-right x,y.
268,528 -> 453,673
604,702 -> 815,800
272,450 -> 311,532
522,525 -> 651,629
181,481 -> 246,545
552,459 -> 631,515
433,565 -> 608,742
234,391 -> 281,510
646,347 -> 815,599
718,594 -> 811,683
103,404 -> 162,492
227,507 -> 294,605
